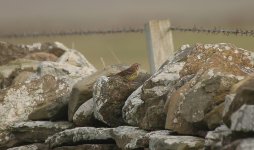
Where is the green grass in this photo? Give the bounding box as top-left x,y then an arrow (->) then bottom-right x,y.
1,32 -> 254,71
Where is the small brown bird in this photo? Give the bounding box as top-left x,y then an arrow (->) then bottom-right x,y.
114,63 -> 140,81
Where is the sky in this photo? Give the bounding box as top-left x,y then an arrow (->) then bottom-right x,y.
0,0 -> 254,34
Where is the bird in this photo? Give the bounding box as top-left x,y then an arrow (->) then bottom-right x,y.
113,63 -> 141,81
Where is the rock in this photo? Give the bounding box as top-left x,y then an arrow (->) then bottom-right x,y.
123,57 -> 186,130
8,121 -> 73,145
73,98 -> 104,127
23,52 -> 58,62
222,138 -> 254,150
68,65 -> 129,121
0,59 -> 39,89
110,126 -> 148,150
45,127 -> 113,148
0,41 -> 30,66
165,43 -> 254,135
53,144 -> 120,150
37,61 -> 96,83
0,131 -> 17,149
230,105 -> 254,132
149,134 -> 204,150
93,72 -> 149,127
7,143 -> 48,150
223,76 -> 254,127
0,74 -> 71,131
57,48 -> 95,68
11,71 -> 34,86
205,125 -> 232,150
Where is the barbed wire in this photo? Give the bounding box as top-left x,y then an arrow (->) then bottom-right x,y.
1,26 -> 254,38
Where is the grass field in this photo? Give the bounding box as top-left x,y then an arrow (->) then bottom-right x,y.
1,32 -> 254,71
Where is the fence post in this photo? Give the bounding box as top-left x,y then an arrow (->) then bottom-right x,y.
145,20 -> 174,73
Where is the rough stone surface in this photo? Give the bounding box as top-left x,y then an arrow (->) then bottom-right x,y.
93,73 -> 149,127
45,127 -> 113,148
68,65 -> 128,121
122,53 -> 187,130
223,76 -> 254,127
110,126 -> 148,150
222,138 -> 254,150
0,59 -> 39,89
205,125 -> 232,150
0,75 -> 70,131
73,98 -> 104,127
7,143 -> 48,150
8,121 -> 73,145
23,52 -> 58,62
149,134 -> 204,150
53,144 -> 121,150
230,105 -> 254,132
165,43 -> 254,135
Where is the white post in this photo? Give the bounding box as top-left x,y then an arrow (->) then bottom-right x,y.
145,20 -> 174,73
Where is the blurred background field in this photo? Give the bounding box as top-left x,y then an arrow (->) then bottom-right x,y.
1,32 -> 254,71
1,0 -> 254,71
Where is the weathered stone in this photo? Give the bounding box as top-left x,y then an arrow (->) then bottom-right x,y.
165,43 -> 254,135
0,75 -> 70,132
37,61 -> 96,83
7,143 -> 48,150
57,48 -> 95,68
230,105 -> 254,132
222,138 -> 254,150
45,127 -> 113,148
0,59 -> 39,89
149,134 -> 204,150
93,73 -> 149,127
123,59 -> 186,130
53,144 -> 120,150
205,125 -> 232,150
11,71 -> 34,86
8,121 -> 73,145
223,76 -> 254,127
23,52 -> 58,62
166,68 -> 241,134
110,126 -> 148,150
0,131 -> 17,149
73,98 -> 104,127
68,65 -> 129,121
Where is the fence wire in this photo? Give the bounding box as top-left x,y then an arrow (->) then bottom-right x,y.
1,26 -> 254,38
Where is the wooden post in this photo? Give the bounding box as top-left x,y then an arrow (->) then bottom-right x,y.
145,20 -> 174,73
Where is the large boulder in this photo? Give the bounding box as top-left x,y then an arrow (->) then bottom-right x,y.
45,127 -> 114,148
165,43 -> 254,135
93,72 -> 149,127
122,46 -> 193,130
0,74 -> 70,131
8,121 -> 73,146
68,65 -> 129,121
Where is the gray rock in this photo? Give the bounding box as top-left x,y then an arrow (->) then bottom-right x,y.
45,127 -> 113,148
122,60 -> 185,130
93,72 -> 149,127
205,125 -> 231,150
110,126 -> 147,150
0,75 -> 70,132
68,65 -> 128,121
222,138 -> 254,150
73,98 -> 103,127
231,105 -> 254,132
149,134 -> 204,150
223,76 -> 254,127
7,143 -> 48,150
8,121 -> 73,144
53,144 -> 120,150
